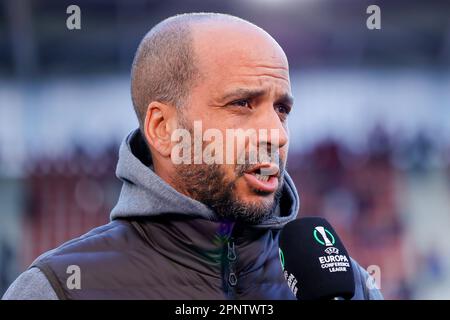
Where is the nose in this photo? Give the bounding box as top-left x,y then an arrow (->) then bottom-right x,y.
258,106 -> 289,151
251,107 -> 288,174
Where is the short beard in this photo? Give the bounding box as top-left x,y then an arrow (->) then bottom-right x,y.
174,163 -> 284,224
172,113 -> 285,224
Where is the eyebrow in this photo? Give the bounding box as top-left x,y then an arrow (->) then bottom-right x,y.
275,92 -> 294,107
220,88 -> 294,106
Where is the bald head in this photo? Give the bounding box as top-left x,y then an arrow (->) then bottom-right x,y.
130,12 -> 284,133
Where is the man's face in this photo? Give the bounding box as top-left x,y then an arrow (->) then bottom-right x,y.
172,22 -> 292,223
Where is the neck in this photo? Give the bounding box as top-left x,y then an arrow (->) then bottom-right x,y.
152,155 -> 191,198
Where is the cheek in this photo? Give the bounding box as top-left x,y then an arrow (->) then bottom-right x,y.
279,146 -> 289,163
233,176 -> 256,197
221,164 -> 239,180
233,178 -> 248,194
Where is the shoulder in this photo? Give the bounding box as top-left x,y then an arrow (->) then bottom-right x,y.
30,219 -> 148,276
33,219 -> 139,265
25,219 -> 167,299
2,267 -> 58,300
3,221 -> 137,300
350,258 -> 384,300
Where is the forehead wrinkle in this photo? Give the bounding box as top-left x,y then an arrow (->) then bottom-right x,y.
208,71 -> 290,97
232,74 -> 291,92
248,63 -> 288,71
249,73 -> 290,83
225,58 -> 289,72
231,62 -> 290,83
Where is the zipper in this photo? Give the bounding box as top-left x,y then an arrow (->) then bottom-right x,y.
220,221 -> 238,299
225,236 -> 237,299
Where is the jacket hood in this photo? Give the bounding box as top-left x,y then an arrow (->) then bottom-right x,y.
110,129 -> 299,229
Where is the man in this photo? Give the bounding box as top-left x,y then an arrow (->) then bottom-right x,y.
3,13 -> 382,300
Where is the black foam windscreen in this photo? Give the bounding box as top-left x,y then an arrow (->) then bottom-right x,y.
279,217 -> 355,300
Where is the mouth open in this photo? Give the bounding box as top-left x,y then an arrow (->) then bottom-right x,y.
243,163 -> 280,194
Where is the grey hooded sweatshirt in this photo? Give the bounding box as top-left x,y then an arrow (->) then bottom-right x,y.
2,130 -> 383,300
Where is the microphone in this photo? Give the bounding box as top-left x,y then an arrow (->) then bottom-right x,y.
279,217 -> 355,300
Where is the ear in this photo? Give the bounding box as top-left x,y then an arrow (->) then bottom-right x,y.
143,102 -> 177,158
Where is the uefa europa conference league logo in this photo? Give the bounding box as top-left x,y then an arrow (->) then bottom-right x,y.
314,226 -> 381,290
314,226 -> 350,273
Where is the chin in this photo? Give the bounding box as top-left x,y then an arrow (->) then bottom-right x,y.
238,188 -> 276,206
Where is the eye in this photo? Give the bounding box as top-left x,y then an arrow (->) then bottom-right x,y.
231,99 -> 251,108
275,104 -> 291,115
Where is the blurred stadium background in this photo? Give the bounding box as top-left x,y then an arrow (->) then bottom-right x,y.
1,0 -> 450,299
